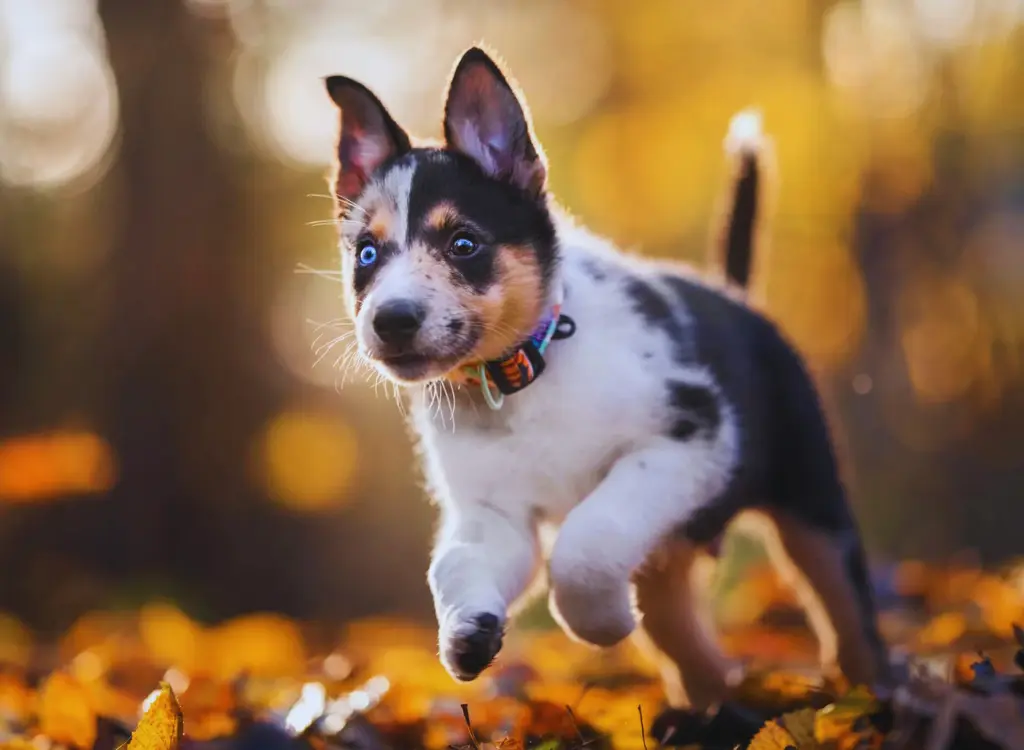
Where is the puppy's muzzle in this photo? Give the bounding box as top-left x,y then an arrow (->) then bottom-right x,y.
372,298 -> 426,349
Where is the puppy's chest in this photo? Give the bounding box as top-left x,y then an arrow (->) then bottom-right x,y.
418,368 -> 657,520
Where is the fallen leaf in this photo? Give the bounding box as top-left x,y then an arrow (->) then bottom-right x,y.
128,683 -> 183,750
815,686 -> 878,743
748,719 -> 798,750
972,575 -> 1024,639
916,611 -> 966,648
780,707 -> 818,746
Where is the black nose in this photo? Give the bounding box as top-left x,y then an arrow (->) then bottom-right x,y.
372,299 -> 426,345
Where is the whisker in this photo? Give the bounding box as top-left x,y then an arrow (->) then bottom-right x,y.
295,263 -> 344,283
306,192 -> 368,217
441,380 -> 457,431
313,331 -> 355,358
313,335 -> 350,367
306,317 -> 350,332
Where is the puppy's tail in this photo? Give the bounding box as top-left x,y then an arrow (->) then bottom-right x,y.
712,109 -> 771,293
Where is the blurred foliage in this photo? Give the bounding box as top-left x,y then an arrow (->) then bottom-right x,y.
0,0 -> 1023,630
0,560 -> 1023,748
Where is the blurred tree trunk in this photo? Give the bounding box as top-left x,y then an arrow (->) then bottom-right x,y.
84,0 -> 292,620
95,0 -> 235,599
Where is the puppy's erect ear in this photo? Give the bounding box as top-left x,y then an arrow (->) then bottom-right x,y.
443,47 -> 547,198
325,76 -> 411,207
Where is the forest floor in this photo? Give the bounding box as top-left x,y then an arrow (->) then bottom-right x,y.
2,556 -> 1024,750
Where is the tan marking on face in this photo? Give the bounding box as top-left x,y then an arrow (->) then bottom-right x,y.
424,202 -> 458,232
463,244 -> 544,361
368,206 -> 394,240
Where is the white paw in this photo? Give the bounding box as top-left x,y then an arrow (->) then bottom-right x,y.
548,580 -> 636,647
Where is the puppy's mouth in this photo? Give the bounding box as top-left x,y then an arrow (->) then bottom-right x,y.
368,329 -> 481,384
375,350 -> 469,382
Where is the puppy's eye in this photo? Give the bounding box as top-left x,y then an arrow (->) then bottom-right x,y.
449,231 -> 480,258
357,239 -> 378,267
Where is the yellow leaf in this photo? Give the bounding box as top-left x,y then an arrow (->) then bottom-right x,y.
494,739 -> 525,750
815,686 -> 878,743
749,719 -> 798,750
128,683 -> 183,750
780,707 -> 818,746
38,671 -> 97,749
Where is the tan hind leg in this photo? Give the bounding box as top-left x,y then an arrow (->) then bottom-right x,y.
633,539 -> 739,709
745,509 -> 888,688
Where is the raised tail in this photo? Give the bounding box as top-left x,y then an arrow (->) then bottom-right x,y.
712,109 -> 770,292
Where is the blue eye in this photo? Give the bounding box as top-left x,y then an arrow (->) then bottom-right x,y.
357,241 -> 378,267
449,231 -> 479,258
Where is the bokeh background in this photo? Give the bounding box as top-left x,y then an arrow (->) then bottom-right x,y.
1,0 -> 1023,639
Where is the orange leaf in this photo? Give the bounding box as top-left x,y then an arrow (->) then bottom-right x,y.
917,611 -> 966,648
38,671 -> 97,749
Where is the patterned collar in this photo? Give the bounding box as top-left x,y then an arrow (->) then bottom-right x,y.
453,288 -> 576,410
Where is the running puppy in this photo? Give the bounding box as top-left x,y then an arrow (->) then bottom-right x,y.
323,46 -> 890,708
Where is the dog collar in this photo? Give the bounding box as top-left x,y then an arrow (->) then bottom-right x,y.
455,288 -> 576,411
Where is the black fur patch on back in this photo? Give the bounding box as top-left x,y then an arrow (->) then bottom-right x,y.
624,277 -> 716,441
404,149 -> 557,294
623,269 -> 857,544
666,381 -> 721,439
652,275 -> 855,542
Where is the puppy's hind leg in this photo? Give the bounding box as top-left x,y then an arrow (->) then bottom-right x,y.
633,538 -> 737,710
752,509 -> 890,688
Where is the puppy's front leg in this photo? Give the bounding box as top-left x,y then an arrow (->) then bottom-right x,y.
428,502 -> 539,681
548,440 -> 730,648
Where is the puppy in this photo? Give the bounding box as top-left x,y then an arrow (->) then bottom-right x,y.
323,46 -> 890,708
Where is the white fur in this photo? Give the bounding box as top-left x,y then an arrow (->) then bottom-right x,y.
411,213 -> 741,676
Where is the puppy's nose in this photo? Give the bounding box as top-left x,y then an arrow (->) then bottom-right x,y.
373,299 -> 426,345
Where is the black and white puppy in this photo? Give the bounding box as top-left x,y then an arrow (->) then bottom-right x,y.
323,46 -> 890,708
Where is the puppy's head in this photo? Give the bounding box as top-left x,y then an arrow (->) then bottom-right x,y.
326,47 -> 558,384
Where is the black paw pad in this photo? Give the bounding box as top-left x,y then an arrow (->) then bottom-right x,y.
453,613 -> 504,679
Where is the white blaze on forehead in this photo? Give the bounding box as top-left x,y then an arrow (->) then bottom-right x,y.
359,160 -> 416,245
368,250 -> 424,303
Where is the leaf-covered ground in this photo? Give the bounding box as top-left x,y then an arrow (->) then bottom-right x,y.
2,559 -> 1024,750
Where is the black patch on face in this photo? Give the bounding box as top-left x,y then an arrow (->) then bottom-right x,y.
404,149 -> 557,294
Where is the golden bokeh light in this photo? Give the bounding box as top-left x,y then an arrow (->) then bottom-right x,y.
205,613 -> 307,680
138,602 -> 203,675
256,409 -> 358,512
767,239 -> 868,372
270,272 -> 354,391
822,0 -> 932,120
572,103 -> 722,247
0,613 -> 32,670
899,275 -> 987,405
0,430 -> 116,503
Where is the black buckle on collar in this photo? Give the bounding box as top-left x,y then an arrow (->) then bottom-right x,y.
485,339 -> 547,396
552,314 -> 576,340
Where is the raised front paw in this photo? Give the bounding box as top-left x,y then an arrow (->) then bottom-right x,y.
439,612 -> 505,681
